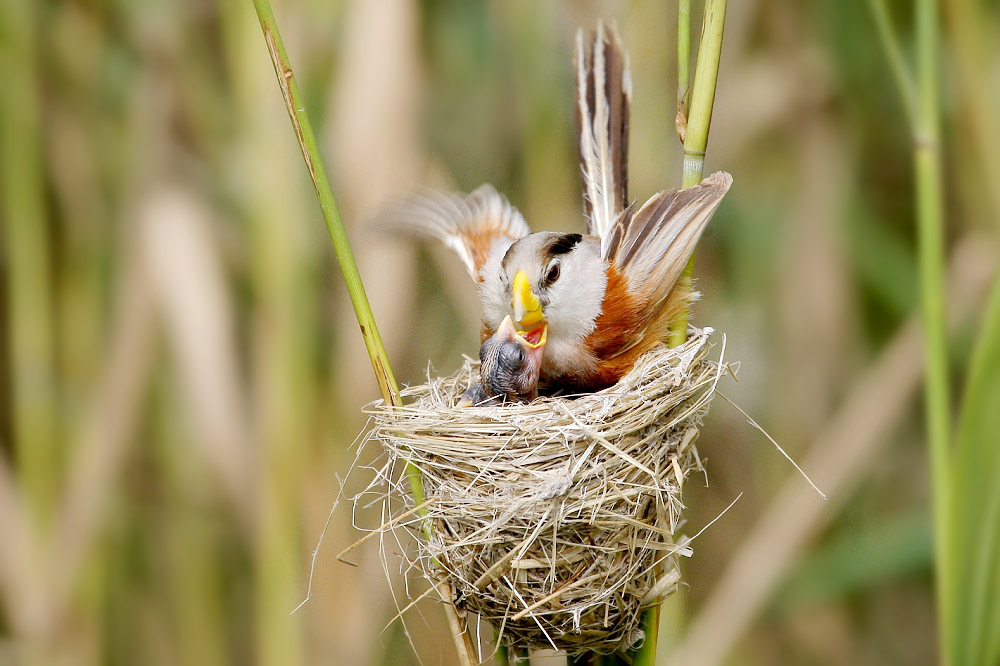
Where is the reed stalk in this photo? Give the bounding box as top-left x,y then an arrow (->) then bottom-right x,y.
639,2 -> 727,664
249,0 -> 399,405
950,279 -> 1000,666
866,0 -> 952,661
678,0 -> 728,191
0,0 -> 59,519
667,0 -> 728,349
248,2 -> 473,663
914,0 -> 952,663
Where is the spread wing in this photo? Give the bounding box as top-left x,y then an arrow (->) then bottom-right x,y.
381,184 -> 530,281
576,21 -> 631,246
604,171 -> 733,310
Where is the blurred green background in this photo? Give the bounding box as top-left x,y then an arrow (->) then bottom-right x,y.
1,0 -> 998,664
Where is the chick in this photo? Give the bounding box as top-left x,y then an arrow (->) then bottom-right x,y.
458,315 -> 546,406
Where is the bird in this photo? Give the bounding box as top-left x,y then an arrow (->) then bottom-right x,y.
386,22 -> 732,394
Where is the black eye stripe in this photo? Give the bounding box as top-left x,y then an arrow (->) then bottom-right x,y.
547,233 -> 582,256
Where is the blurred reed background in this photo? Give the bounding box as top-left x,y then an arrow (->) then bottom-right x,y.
0,0 -> 998,664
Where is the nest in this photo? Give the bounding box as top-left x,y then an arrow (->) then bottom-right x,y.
364,327 -> 723,656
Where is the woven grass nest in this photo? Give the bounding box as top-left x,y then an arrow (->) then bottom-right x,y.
366,326 -> 724,656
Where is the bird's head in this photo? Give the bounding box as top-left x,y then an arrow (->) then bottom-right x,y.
479,314 -> 547,402
501,232 -> 607,342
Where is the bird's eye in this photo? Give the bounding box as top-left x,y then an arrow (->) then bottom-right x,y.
544,262 -> 561,286
513,346 -> 526,366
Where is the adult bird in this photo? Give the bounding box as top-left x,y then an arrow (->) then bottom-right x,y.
387,22 -> 731,394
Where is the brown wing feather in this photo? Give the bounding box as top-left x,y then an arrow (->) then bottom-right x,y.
579,267 -> 698,388
576,21 -> 631,243
605,171 -> 732,310
380,184 -> 530,281
578,173 -> 732,387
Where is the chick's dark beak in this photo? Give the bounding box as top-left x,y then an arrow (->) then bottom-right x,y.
478,314 -> 547,403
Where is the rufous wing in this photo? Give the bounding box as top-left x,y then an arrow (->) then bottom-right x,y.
380,184 -> 530,282
603,170 -> 733,327
576,21 -> 631,245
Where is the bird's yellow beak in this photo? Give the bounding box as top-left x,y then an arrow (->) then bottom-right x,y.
512,270 -> 544,330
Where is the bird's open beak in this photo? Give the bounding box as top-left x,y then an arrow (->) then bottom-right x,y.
512,270 -> 545,330
498,312 -> 547,350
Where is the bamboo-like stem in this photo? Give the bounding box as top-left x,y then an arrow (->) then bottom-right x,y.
679,0 -> 727,191
632,602 -> 662,666
247,1 -> 473,663
870,1 -> 953,659
639,2 -> 728,663
667,0 -> 728,350
914,0 -> 952,663
250,0 -> 398,405
639,1 -> 728,659
0,0 -> 59,519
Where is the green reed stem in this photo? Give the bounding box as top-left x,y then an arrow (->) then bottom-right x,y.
0,0 -> 59,519
679,0 -> 727,191
640,2 -> 728,664
914,0 -> 952,662
667,0 -> 728,350
869,2 -> 953,660
248,0 -> 430,509
633,600 -> 663,666
866,0 -> 954,660
249,0 -> 398,405
246,1 -> 478,662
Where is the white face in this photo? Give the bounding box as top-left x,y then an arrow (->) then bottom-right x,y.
479,232 -> 608,345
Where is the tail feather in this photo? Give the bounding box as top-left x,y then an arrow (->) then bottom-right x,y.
576,21 -> 631,247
